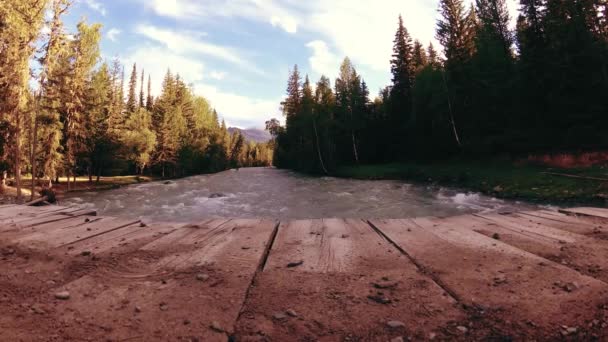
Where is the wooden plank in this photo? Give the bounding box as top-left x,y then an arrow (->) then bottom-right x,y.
560,207 -> 608,219
52,218 -> 278,341
474,213 -> 582,243
451,215 -> 608,283
14,217 -> 140,249
513,211 -> 603,236
236,219 -> 464,341
62,223 -> 177,255
370,217 -> 608,330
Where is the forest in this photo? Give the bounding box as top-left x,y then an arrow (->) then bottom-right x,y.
269,0 -> 608,174
0,0 -> 273,201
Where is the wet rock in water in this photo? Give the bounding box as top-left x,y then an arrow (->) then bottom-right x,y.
209,193 -> 226,199
287,260 -> 304,268
196,273 -> 210,282
210,321 -> 224,332
386,321 -> 406,329
54,291 -> 70,300
163,181 -> 173,185
286,309 -> 298,317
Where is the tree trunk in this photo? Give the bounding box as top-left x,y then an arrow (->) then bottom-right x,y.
66,169 -> 70,192
441,70 -> 462,147
351,130 -> 359,164
0,171 -> 6,194
15,108 -> 22,202
30,110 -> 38,201
96,164 -> 101,183
313,118 -> 328,175
88,164 -> 92,183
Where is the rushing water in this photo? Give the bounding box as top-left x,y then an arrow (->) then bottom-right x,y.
63,167 -> 542,222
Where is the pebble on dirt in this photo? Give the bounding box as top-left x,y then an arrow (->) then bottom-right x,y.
386,320 -> 406,329
210,321 -> 224,333
457,326 -> 468,333
286,309 -> 298,317
273,312 -> 287,320
390,337 -> 404,342
196,273 -> 210,281
287,260 -> 304,268
54,291 -> 70,300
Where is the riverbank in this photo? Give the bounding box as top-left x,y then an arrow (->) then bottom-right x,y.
335,161 -> 608,205
0,175 -> 157,204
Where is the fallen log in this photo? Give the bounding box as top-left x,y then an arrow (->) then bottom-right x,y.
25,196 -> 49,206
541,172 -> 608,182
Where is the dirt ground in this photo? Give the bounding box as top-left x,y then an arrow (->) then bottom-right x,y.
1,207 -> 608,341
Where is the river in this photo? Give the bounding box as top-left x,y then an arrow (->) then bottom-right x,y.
63,167 -> 543,222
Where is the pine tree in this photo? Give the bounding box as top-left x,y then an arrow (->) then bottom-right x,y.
413,40 -> 429,72
437,0 -> 478,73
390,15 -> 415,120
0,0 -> 48,200
126,63 -> 137,113
146,75 -> 153,111
36,0 -> 71,192
60,20 -> 102,190
139,68 -> 145,108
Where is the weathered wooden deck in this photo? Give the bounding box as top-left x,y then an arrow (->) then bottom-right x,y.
1,204 -> 608,341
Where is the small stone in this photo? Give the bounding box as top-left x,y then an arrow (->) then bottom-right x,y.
373,280 -> 399,289
159,303 -> 169,311
287,260 -> 304,268
428,332 -> 437,340
386,321 -> 406,329
341,234 -> 350,239
494,274 -> 507,284
564,327 -> 578,335
210,321 -> 224,332
241,246 -> 251,250
286,309 -> 298,317
564,282 -> 579,292
456,326 -> 468,333
390,337 -> 404,342
81,251 -> 91,256
367,295 -> 391,304
183,319 -> 191,325
196,274 -> 210,282
31,304 -> 46,315
84,218 -> 90,222
54,291 -> 70,300
273,312 -> 287,320
4,248 -> 15,255
140,222 -> 147,227
492,233 -> 501,240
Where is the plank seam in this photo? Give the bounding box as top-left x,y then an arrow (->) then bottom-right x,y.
365,219 -> 462,303
231,220 -> 280,341
54,220 -> 141,248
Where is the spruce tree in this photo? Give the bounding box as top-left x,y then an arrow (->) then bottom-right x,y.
146,75 -> 154,111
126,63 -> 137,113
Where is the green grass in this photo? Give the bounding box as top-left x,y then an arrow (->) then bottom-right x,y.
335,161 -> 608,205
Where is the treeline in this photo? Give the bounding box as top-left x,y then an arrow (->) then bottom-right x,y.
0,0 -> 272,200
269,0 -> 608,173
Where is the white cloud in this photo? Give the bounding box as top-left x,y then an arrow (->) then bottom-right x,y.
135,24 -> 265,75
194,83 -> 280,128
270,15 -> 297,34
306,40 -> 340,78
83,0 -> 107,16
106,28 -> 121,42
140,0 -> 298,34
209,71 -> 226,80
123,46 -> 279,128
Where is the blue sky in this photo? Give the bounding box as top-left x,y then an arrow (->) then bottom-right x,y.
65,0 -> 519,128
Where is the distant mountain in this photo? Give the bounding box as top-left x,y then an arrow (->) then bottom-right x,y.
228,127 -> 271,143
